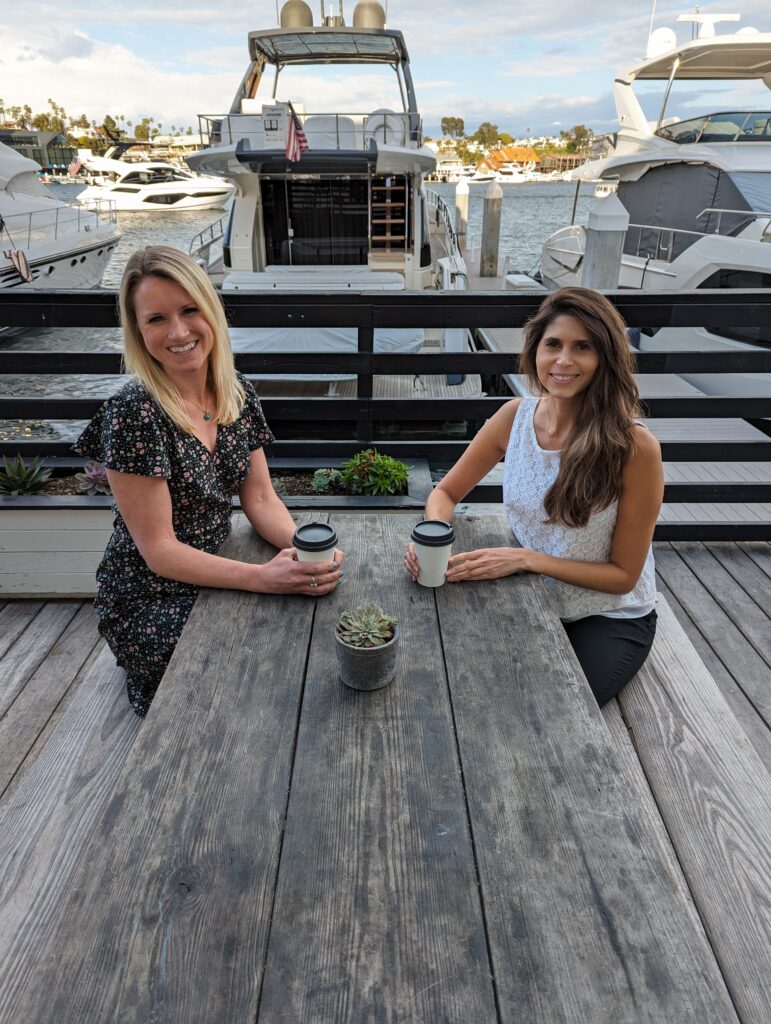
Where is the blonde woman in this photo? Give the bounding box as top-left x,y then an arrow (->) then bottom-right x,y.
405,287 -> 664,706
75,246 -> 343,716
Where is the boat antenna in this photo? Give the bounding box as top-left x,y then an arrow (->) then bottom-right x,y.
646,0 -> 658,52
276,1 -> 281,25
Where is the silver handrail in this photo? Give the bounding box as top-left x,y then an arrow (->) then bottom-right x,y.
696,207 -> 771,234
425,188 -> 458,254
189,215 -> 227,256
1,200 -> 117,251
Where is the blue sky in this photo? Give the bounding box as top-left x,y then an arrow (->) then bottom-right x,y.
2,1 -> 770,138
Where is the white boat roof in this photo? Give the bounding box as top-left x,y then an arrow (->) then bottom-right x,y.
0,141 -> 43,191
628,33 -> 771,80
248,27 -> 409,65
577,142 -> 771,181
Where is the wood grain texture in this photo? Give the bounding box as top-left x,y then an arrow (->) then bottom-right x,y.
257,514 -> 498,1023
0,602 -> 100,796
618,594 -> 771,1024
0,514 -> 322,1024
0,642 -> 141,1019
0,600 -> 81,718
654,576 -> 771,773
654,545 -> 771,727
435,515 -> 737,1024
0,600 -> 43,659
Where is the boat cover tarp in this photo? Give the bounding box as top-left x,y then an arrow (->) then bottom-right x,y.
618,163 -> 753,259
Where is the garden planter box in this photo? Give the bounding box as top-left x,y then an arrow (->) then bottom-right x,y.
0,499 -> 114,597
0,460 -> 434,597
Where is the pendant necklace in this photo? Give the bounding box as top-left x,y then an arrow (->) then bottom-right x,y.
188,396 -> 214,422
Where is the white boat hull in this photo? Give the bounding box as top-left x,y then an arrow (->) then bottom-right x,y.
77,183 -> 233,212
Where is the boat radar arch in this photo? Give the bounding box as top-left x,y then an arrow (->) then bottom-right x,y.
280,1 -> 314,27
353,2 -> 386,29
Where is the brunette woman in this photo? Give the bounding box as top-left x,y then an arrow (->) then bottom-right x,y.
405,287 -> 663,706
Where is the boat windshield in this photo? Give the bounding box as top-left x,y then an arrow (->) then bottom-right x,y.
250,30 -> 406,64
264,63 -> 405,113
656,111 -> 771,144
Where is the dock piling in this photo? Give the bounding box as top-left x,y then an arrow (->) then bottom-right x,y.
480,181 -> 503,278
455,178 -> 469,254
582,194 -> 629,290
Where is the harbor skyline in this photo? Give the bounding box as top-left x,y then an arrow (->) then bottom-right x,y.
3,1 -> 770,138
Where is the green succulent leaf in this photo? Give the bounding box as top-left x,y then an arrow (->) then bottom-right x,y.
336,603 -> 399,648
0,454 -> 53,496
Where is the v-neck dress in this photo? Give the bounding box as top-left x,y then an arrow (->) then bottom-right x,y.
73,373 -> 274,715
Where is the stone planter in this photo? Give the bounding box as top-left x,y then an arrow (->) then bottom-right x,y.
335,626 -> 400,691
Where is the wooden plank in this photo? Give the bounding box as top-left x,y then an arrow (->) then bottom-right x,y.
645,418 -> 770,443
673,543 -> 771,668
435,515 -> 737,1023
655,574 -> 771,773
601,700 -> 708,936
0,515 -> 322,1023
0,600 -> 81,719
0,531 -> 112,553
618,595 -> 771,1024
704,543 -> 771,616
0,643 -> 141,1016
654,546 -> 771,727
0,575 -> 99,598
743,542 -> 771,580
257,515 -> 497,1022
0,600 -> 44,659
0,603 -> 101,797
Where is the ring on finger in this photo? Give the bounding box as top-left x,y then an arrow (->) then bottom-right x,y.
310,576 -> 318,588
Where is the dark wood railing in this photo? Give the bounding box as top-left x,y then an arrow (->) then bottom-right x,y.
1,289 -> 771,538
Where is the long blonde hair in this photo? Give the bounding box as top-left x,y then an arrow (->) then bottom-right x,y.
519,287 -> 641,528
119,245 -> 245,433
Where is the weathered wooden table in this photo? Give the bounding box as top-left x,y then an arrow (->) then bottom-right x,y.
1,513 -> 740,1022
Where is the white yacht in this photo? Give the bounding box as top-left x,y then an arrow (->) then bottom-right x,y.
185,0 -> 468,369
540,11 -> 771,393
0,141 -> 120,291
76,146 -> 234,213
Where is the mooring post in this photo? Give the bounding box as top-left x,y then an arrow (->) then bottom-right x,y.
582,194 -> 629,289
455,178 -> 469,254
480,181 -> 502,277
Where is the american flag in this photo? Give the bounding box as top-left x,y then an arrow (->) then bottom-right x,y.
285,104 -> 309,162
67,156 -> 83,176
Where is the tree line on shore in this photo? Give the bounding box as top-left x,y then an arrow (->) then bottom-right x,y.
433,116 -> 592,162
0,98 -> 195,151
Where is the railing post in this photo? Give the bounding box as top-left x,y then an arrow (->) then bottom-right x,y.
357,317 -> 374,444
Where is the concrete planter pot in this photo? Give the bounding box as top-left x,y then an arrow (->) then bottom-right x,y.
335,625 -> 400,691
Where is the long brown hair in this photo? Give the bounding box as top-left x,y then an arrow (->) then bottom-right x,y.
519,287 -> 641,528
119,245 -> 245,433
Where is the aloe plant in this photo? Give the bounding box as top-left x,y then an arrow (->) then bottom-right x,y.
76,461 -> 111,495
0,454 -> 53,495
336,604 -> 398,648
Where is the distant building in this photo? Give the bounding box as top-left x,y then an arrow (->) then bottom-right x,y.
0,130 -> 77,171
148,133 -> 208,164
476,145 -> 541,175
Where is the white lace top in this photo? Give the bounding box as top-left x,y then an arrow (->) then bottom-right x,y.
502,397 -> 657,622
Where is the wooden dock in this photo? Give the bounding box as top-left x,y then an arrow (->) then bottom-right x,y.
0,522 -> 768,1021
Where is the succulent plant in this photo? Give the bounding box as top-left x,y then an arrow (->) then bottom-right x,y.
337,604 -> 399,649
0,454 -> 53,495
312,467 -> 343,493
75,461 -> 112,495
340,449 -> 409,496
272,476 -> 289,497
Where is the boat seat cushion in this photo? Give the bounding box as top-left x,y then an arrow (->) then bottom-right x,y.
302,115 -> 361,150
364,109 -> 408,147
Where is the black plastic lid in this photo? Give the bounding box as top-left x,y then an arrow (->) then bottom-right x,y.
293,522 -> 338,552
411,519 -> 455,547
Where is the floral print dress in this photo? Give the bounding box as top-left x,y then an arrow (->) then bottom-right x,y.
74,373 -> 274,716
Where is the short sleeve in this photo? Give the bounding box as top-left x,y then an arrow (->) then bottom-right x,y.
73,385 -> 172,478
240,377 -> 275,452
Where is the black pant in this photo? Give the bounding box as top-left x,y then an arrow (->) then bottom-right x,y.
563,609 -> 657,707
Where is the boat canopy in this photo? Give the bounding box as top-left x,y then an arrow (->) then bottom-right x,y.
628,34 -> 771,80
249,28 -> 409,65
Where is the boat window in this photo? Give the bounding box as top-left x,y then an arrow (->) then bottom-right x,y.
699,268 -> 771,348
260,177 -> 369,265
655,111 -> 771,144
264,63 -> 405,114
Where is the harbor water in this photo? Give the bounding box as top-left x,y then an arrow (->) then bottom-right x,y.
1,180 -> 597,443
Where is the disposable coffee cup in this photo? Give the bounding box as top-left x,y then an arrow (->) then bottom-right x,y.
411,520 -> 455,588
293,522 -> 338,563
